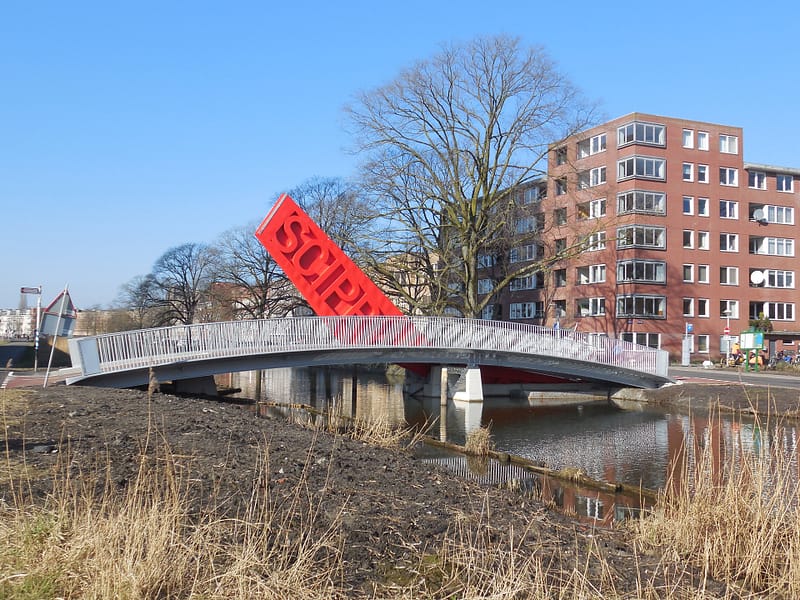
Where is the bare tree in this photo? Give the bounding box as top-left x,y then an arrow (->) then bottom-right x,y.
116,274 -> 160,329
347,34 -> 596,317
209,224 -> 300,319
150,243 -> 215,325
286,176 -> 377,260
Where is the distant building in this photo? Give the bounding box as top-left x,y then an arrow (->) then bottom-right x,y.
483,113 -> 799,360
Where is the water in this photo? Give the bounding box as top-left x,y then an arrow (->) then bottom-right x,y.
229,366 -> 800,496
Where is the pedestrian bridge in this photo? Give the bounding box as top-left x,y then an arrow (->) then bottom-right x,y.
66,315 -> 671,392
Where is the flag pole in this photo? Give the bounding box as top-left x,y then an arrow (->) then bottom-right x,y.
43,284 -> 69,388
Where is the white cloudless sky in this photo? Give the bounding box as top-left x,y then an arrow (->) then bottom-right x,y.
2,0 -> 798,309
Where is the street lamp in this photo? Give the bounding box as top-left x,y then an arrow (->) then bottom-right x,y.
723,308 -> 732,366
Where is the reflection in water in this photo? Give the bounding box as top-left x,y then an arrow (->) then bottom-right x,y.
230,366 -> 800,510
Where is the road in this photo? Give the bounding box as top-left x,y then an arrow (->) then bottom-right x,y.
668,365 -> 800,390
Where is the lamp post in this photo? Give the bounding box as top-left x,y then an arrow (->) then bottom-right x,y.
723,309 -> 732,366
20,286 -> 42,372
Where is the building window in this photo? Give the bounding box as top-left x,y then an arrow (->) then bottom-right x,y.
683,230 -> 694,249
697,164 -> 708,183
554,269 -> 567,287
697,298 -> 709,317
698,231 -> 709,250
719,134 -> 739,154
577,264 -> 606,284
683,196 -> 693,215
516,216 -> 543,233
719,200 -> 738,219
697,265 -> 710,283
478,278 -> 493,294
750,236 -> 795,257
720,266 -> 739,286
616,295 -> 666,318
682,163 -> 694,182
481,304 -> 496,320
578,167 -> 607,189
617,260 -> 666,283
620,332 -> 661,349
683,298 -> 694,317
777,174 -> 794,192
577,198 -> 606,219
554,146 -> 567,166
720,233 -> 739,252
617,225 -> 666,249
521,186 -> 543,204
683,264 -> 694,282
720,300 -> 739,319
576,297 -> 605,317
510,273 -> 544,291
509,244 -> 542,263
697,335 -> 709,353
766,205 -> 795,225
720,167 -> 738,186
617,190 -> 666,214
749,170 -> 766,189
697,197 -> 709,217
697,131 -> 709,150
751,302 -> 795,322
617,121 -> 666,147
510,302 -> 544,320
618,156 -> 666,181
554,207 -> 567,226
554,238 -> 567,253
764,269 -> 795,289
577,133 -> 607,158
583,232 -> 606,251
682,129 -> 694,148
555,178 -> 567,195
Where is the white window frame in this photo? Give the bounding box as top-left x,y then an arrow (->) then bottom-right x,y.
697,164 -> 709,183
683,264 -> 694,283
697,264 -> 710,284
697,131 -> 709,150
618,156 -> 666,181
683,230 -> 694,249
682,129 -> 694,148
617,225 -> 666,249
682,196 -> 693,215
698,298 -> 710,317
584,231 -> 606,251
697,197 -> 709,217
721,300 -> 739,319
617,190 -> 666,214
683,298 -> 694,317
719,134 -> 739,154
477,278 -> 493,294
720,167 -> 739,186
777,174 -> 794,193
764,270 -> 795,289
617,121 -> 666,147
617,260 -> 666,283
720,200 -> 739,219
682,162 -> 694,182
749,170 -> 766,190
697,231 -> 709,250
720,233 -> 739,252
720,266 -> 739,286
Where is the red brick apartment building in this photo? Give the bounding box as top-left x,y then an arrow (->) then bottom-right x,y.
488,113 -> 800,361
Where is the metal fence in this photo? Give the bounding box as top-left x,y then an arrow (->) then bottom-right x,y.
69,316 -> 669,380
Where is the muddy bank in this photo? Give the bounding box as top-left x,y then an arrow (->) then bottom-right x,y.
0,384 -> 741,596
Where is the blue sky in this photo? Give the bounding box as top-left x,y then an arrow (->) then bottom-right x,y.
2,1 -> 798,310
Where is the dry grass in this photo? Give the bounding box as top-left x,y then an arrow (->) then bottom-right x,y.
464,424 -> 493,456
632,408 -> 800,598
0,433 -> 346,599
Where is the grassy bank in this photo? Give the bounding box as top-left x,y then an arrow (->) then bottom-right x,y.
2,390 -> 799,598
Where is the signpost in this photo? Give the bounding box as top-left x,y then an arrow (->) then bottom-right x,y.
20,286 -> 42,372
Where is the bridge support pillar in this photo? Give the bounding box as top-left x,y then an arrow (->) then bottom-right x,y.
453,367 -> 484,403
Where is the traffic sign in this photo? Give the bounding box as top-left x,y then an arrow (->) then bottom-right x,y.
724,326 -> 730,335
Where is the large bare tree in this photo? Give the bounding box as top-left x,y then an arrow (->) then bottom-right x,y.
150,243 -> 216,325
209,224 -> 299,320
347,35 -> 596,317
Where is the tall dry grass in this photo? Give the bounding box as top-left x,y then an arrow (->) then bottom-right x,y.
632,408 -> 800,598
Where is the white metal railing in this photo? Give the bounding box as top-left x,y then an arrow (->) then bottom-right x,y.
69,316 -> 669,380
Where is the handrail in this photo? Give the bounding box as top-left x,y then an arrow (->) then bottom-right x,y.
69,316 -> 669,380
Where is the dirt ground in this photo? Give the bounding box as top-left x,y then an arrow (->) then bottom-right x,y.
3,380 -> 791,596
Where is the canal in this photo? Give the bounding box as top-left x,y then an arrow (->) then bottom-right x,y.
227,365 -> 799,519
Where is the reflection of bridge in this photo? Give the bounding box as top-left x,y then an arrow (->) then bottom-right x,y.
67,315 -> 671,391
